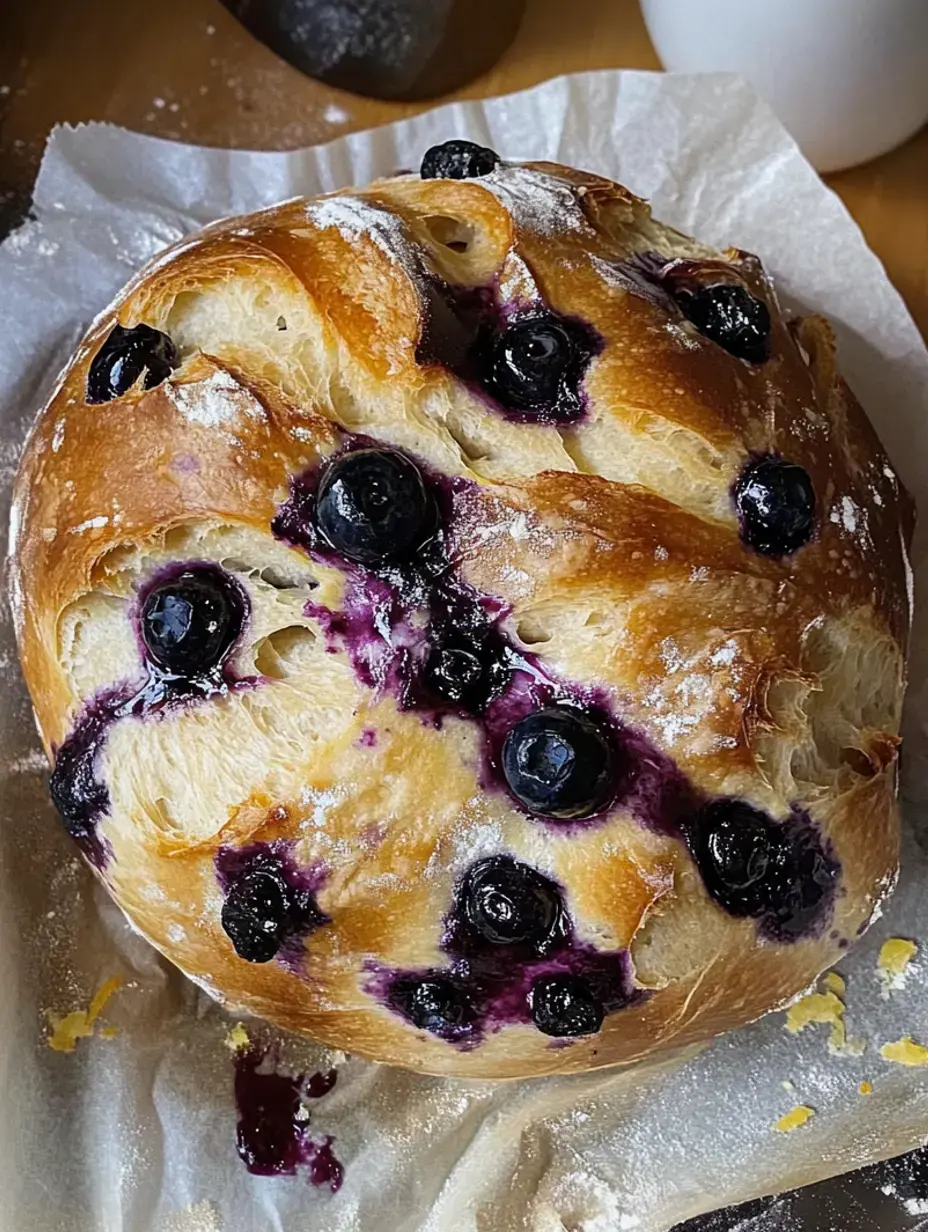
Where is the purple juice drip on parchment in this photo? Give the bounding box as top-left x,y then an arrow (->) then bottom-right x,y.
233,1046 -> 343,1192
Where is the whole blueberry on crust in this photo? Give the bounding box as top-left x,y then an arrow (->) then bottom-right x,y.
421,140 -> 499,180
531,975 -> 604,1037
502,707 -> 616,820
676,283 -> 771,363
140,565 -> 243,677
734,456 -> 815,556
315,448 -> 433,565
459,856 -> 563,949
86,322 -> 179,403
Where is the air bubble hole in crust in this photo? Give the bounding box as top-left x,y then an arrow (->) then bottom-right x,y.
253,626 -> 317,679
421,214 -> 477,254
516,616 -> 552,646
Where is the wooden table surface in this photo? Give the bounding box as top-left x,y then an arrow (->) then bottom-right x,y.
1,0 -> 926,341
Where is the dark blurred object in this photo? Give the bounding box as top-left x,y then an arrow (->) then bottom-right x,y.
220,0 -> 526,100
671,1143 -> 928,1231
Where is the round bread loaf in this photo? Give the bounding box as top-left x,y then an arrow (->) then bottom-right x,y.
10,143 -> 914,1079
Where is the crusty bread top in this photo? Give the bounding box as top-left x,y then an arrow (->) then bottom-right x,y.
10,159 -> 913,1078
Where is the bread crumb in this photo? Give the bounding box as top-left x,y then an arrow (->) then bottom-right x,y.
774,1105 -> 814,1133
784,979 -> 865,1056
880,1036 -> 928,1067
858,1081 -> 872,1095
225,1022 -> 251,1052
47,976 -> 122,1052
823,971 -> 846,997
877,937 -> 917,996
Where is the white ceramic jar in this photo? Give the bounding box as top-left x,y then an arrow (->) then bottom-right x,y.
640,0 -> 928,172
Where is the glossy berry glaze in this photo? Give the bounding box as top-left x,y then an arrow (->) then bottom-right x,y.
274,434 -> 839,1043
216,841 -> 329,970
233,1044 -> 343,1190
370,854 -> 641,1046
48,562 -> 250,868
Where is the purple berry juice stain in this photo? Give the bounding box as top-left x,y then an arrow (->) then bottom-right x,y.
416,276 -> 603,426
233,1046 -> 343,1192
274,430 -> 841,1036
48,562 -> 253,868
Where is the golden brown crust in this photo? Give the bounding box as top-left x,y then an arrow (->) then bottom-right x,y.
10,160 -> 912,1078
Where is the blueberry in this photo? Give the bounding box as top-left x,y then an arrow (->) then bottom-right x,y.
420,140 -> 499,180
691,800 -> 837,939
86,323 -> 179,403
486,316 -> 586,416
390,976 -> 475,1036
676,283 -> 771,364
140,565 -> 243,677
502,707 -> 616,820
694,801 -> 779,917
734,456 -> 815,556
422,632 -> 509,714
315,448 -> 433,565
531,975 -> 603,1037
460,856 -> 562,948
221,871 -> 292,963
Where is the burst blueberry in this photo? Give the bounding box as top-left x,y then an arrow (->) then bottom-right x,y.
502,707 -> 616,820
140,565 -> 243,677
315,448 -> 433,565
459,856 -> 563,949
389,976 -> 475,1037
690,799 -> 837,940
676,283 -> 771,363
734,456 -> 815,556
420,140 -> 499,180
86,322 -> 179,403
49,713 -> 110,849
221,870 -> 292,963
486,315 -> 588,418
422,629 -> 509,714
531,974 -> 603,1037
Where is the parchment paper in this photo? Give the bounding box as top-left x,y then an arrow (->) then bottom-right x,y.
2,70 -> 928,1232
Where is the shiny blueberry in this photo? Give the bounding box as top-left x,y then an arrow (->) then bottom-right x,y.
140,565 -> 243,677
390,976 -> 475,1036
86,323 -> 179,403
734,456 -> 815,556
531,975 -> 603,1037
422,632 -> 509,714
676,283 -> 771,364
315,448 -> 433,565
502,707 -> 616,820
420,140 -> 499,180
694,800 -> 778,917
460,856 -> 562,948
486,316 -> 586,416
221,871 -> 292,963
691,800 -> 837,939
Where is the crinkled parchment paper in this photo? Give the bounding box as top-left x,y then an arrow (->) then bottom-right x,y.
2,70 -> 928,1232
